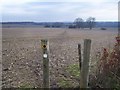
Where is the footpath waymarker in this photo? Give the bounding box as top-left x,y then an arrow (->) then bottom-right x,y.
41,40 -> 49,88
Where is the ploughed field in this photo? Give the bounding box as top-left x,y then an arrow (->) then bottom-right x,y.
2,27 -> 117,88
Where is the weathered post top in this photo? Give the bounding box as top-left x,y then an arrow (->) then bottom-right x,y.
41,40 -> 47,49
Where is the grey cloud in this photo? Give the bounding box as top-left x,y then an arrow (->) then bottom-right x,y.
2,1 -> 118,22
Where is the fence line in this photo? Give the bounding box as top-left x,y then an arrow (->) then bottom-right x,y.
41,39 -> 91,88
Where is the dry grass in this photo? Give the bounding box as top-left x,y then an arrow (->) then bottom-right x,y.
89,38 -> 120,88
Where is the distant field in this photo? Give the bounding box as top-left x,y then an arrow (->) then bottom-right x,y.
2,27 -> 118,88
2,27 -> 117,38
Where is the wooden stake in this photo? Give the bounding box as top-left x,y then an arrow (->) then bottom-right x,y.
41,40 -> 49,88
78,44 -> 82,70
80,39 -> 91,88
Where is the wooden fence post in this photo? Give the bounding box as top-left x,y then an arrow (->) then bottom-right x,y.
78,44 -> 82,70
41,40 -> 49,88
80,39 -> 91,88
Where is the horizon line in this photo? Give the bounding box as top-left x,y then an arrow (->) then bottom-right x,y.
1,21 -> 119,23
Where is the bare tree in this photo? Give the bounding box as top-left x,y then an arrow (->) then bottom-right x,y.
86,17 -> 96,29
74,18 -> 84,28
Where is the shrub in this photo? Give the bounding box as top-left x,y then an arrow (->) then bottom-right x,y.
44,25 -> 51,28
69,25 -> 76,28
101,28 -> 107,30
90,36 -> 120,88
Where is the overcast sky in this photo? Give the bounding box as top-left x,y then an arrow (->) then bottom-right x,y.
1,0 -> 119,22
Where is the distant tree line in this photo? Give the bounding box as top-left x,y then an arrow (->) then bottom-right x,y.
44,22 -> 64,28
2,21 -> 118,28
69,17 -> 96,29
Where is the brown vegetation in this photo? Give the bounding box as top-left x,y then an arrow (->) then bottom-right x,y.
89,36 -> 120,89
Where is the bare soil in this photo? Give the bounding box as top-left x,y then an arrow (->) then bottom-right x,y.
2,27 -> 118,88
